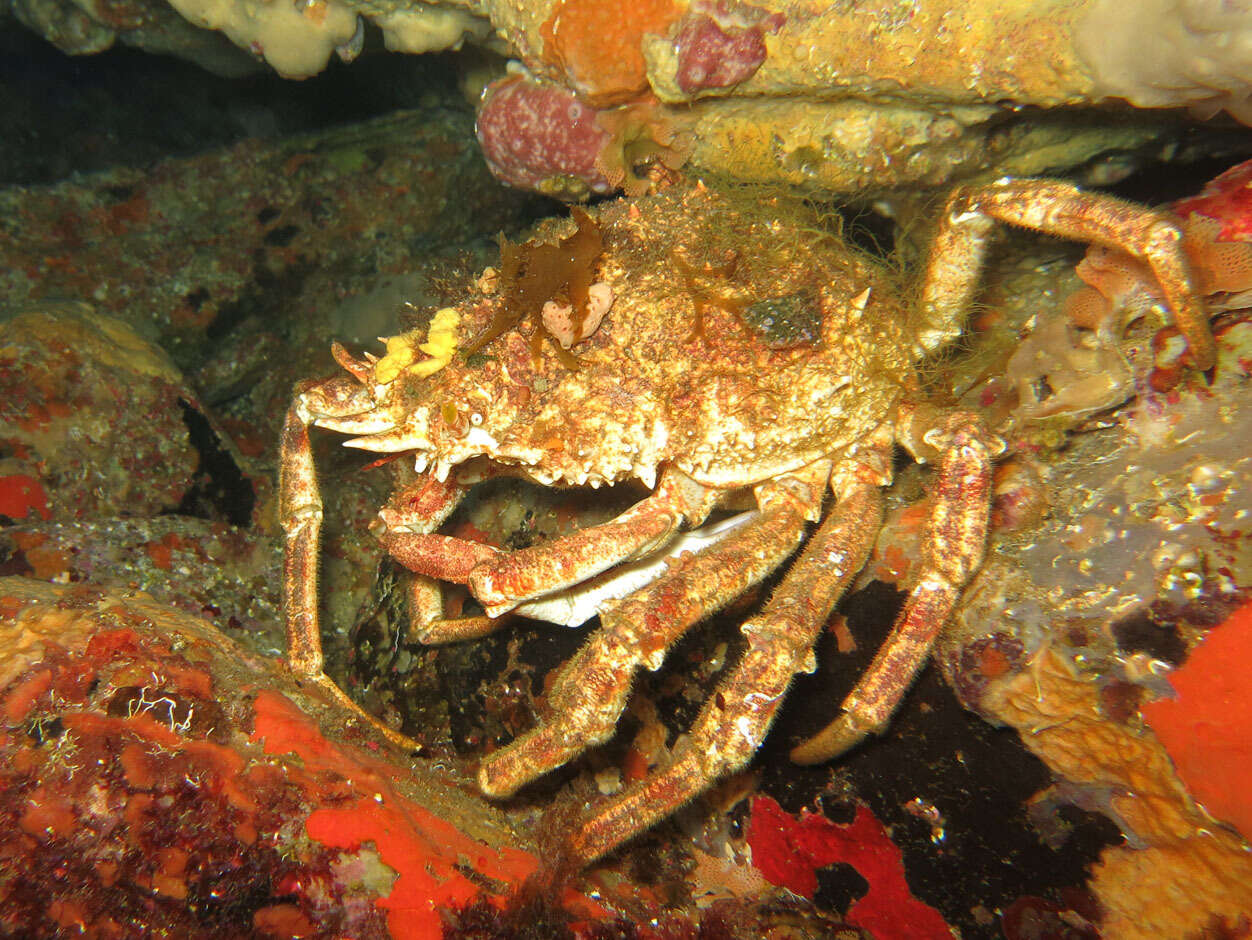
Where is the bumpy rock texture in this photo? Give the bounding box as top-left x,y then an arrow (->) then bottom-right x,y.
8,0 -> 1249,195
0,306 -> 202,522
0,578 -> 542,937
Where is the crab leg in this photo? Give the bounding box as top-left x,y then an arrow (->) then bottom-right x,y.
790,412 -> 996,764
279,397 -> 326,678
570,476 -> 885,865
382,467 -> 720,619
477,460 -> 831,800
918,178 -> 1213,370
280,356 -> 388,677
375,473 -> 504,644
279,397 -> 421,749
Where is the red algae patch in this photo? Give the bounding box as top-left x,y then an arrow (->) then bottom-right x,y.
0,473 -> 51,521
19,787 -> 78,840
0,577 -> 542,937
252,689 -> 540,939
747,795 -> 951,937
3,667 -> 53,722
1141,600 -> 1252,840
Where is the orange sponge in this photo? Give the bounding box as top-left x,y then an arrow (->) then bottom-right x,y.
541,0 -> 680,105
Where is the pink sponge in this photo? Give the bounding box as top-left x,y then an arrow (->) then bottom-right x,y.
672,0 -> 783,95
476,75 -> 614,199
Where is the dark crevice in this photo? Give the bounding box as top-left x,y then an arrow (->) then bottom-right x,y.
1100,149 -> 1252,205
813,861 -> 870,915
834,203 -> 897,259
0,27 -> 469,187
205,258 -> 314,342
172,399 -> 255,526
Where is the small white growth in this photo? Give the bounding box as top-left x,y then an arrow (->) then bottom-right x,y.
464,425 -> 500,450
735,715 -> 763,748
541,282 -> 615,349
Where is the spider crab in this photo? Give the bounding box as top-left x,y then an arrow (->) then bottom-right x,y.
279,179 -> 1211,865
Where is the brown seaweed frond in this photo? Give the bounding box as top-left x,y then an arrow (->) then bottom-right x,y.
465,207 -> 604,368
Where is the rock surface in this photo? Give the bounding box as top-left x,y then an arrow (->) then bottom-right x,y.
0,577 -> 542,937
7,0 -> 1251,195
